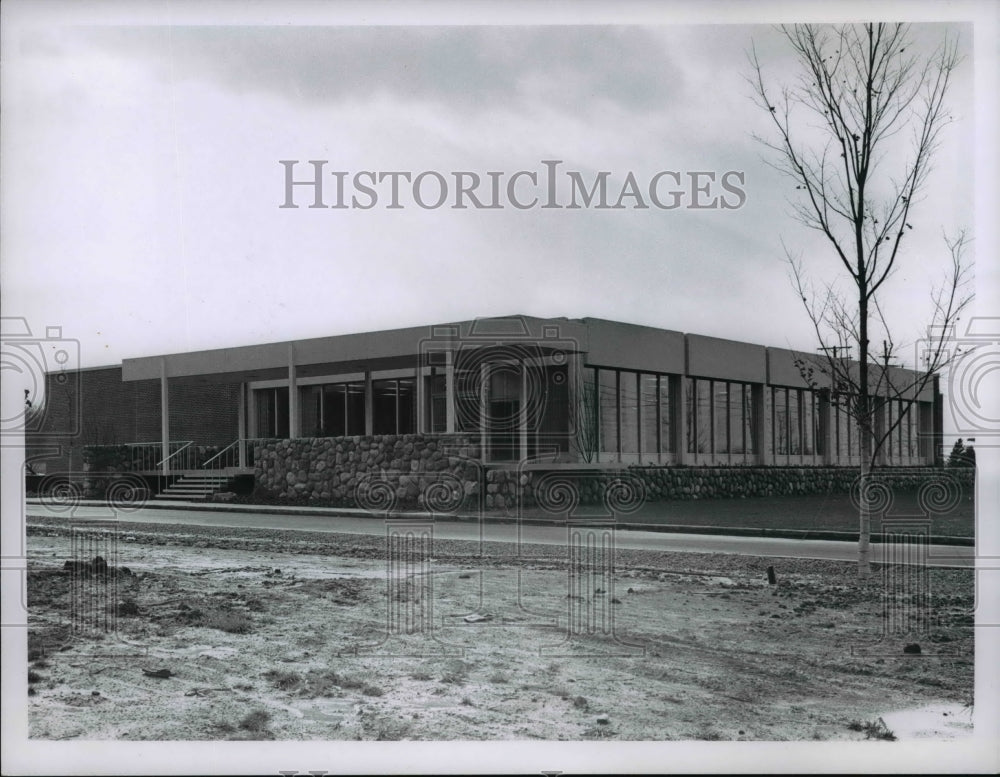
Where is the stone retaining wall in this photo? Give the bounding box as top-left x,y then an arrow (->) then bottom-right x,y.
254,435 -> 973,511
255,434 -> 482,507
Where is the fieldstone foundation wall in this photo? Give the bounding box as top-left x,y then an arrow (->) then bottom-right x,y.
629,466 -> 972,502
254,435 -> 973,511
255,434 -> 482,507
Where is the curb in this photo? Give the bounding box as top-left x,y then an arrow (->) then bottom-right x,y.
24,498 -> 975,547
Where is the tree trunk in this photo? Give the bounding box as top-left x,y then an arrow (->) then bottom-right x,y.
858,284 -> 872,577
858,430 -> 872,577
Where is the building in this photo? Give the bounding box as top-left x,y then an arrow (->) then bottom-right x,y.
28,315 -> 942,498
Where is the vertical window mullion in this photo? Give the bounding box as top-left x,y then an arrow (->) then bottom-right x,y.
726,381 -> 733,464
634,373 -> 640,461
655,374 -> 661,461
742,384 -> 748,461
708,380 -> 715,457
615,370 -> 621,458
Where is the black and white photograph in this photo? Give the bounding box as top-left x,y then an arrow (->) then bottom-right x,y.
2,1 -> 997,774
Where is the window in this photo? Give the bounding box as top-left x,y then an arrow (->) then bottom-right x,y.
640,374 -> 659,456
313,382 -> 365,437
426,373 -> 447,433
696,379 -> 711,454
802,390 -> 815,455
773,387 -> 788,455
658,377 -> 673,454
599,369 -> 619,455
255,387 -> 289,438
619,372 -> 639,455
728,383 -> 744,455
373,378 -> 416,435
536,364 -> 570,455
713,381 -> 729,455
788,388 -> 801,455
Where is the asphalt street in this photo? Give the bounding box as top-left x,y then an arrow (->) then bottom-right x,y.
24,502 -> 974,568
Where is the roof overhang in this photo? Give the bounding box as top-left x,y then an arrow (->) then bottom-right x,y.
121,316 -> 589,383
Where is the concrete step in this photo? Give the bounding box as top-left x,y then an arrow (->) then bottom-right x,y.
156,474 -> 232,501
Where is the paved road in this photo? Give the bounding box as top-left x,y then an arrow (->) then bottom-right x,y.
25,503 -> 974,568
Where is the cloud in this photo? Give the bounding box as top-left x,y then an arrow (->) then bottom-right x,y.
77,25 -> 684,114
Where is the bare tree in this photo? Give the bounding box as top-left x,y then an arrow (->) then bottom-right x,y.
749,23 -> 973,575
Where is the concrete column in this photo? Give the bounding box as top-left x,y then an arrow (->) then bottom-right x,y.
519,359 -> 529,462
566,353 -> 580,463
932,375 -> 944,466
237,383 -> 247,468
480,361 -> 489,462
364,369 -> 373,436
160,358 -> 170,475
415,362 -> 425,434
287,344 -> 299,439
445,350 -> 456,433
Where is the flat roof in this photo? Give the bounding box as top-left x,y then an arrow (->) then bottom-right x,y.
116,314 -> 933,399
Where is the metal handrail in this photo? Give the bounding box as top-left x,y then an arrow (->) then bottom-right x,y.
202,440 -> 240,469
156,440 -> 194,468
201,438 -> 270,470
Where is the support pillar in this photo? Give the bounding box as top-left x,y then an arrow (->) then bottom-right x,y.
238,383 -> 247,468
445,350 -> 456,434
364,369 -> 373,436
480,362 -> 489,462
566,352 -> 580,463
287,344 -> 299,439
415,362 -> 425,434
160,358 -> 169,475
519,359 -> 529,462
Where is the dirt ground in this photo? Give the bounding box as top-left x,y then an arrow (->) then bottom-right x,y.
24,515 -> 974,741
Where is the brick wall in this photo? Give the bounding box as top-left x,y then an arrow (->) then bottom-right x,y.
26,366 -> 239,473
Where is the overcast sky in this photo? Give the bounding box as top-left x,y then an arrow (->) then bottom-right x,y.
2,2 -> 993,397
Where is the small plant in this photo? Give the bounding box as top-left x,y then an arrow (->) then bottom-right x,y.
411,670 -> 433,681
370,715 -> 412,741
239,709 -> 272,733
583,725 -> 616,740
488,671 -> 508,684
848,718 -> 897,741
461,696 -> 474,706
263,669 -> 302,691
572,695 -> 589,710
335,674 -> 367,691
28,670 -> 42,684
